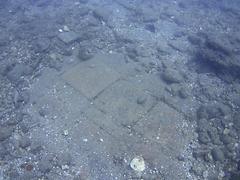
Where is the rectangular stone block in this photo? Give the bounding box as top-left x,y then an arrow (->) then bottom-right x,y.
62,56 -> 121,99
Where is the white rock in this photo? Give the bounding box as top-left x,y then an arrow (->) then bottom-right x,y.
63,130 -> 69,136
130,156 -> 146,172
63,25 -> 70,32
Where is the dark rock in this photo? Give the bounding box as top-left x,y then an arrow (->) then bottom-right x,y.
39,108 -> 49,117
19,135 -> 31,148
161,68 -> 184,84
211,148 -> 225,162
6,64 -> 33,83
198,131 -> 210,144
136,96 -> 147,105
178,87 -> 189,99
78,47 -> 93,61
145,24 -> 155,33
177,154 -> 185,161
221,134 -> 234,145
0,126 -> 14,141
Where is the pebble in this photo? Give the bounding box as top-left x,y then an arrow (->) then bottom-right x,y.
130,156 -> 146,172
63,25 -> 70,32
211,148 -> 225,162
161,68 -> 184,84
63,130 -> 69,136
136,96 -> 147,105
78,47 -> 93,61
178,87 -> 189,99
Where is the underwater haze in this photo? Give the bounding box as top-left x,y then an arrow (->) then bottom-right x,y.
0,0 -> 240,179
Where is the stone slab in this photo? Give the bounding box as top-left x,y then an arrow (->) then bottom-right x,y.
94,79 -> 158,126
62,57 -> 121,99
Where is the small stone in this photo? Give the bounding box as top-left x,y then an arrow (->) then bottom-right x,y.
130,156 -> 146,172
223,128 -> 230,135
145,24 -> 155,33
78,47 -> 93,61
177,155 -> 185,161
178,87 -> 189,99
221,134 -> 233,145
63,130 -> 69,136
0,126 -> 14,141
136,96 -> 147,105
161,68 -> 184,84
63,25 -> 70,32
211,148 -> 225,162
39,108 -> 49,117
